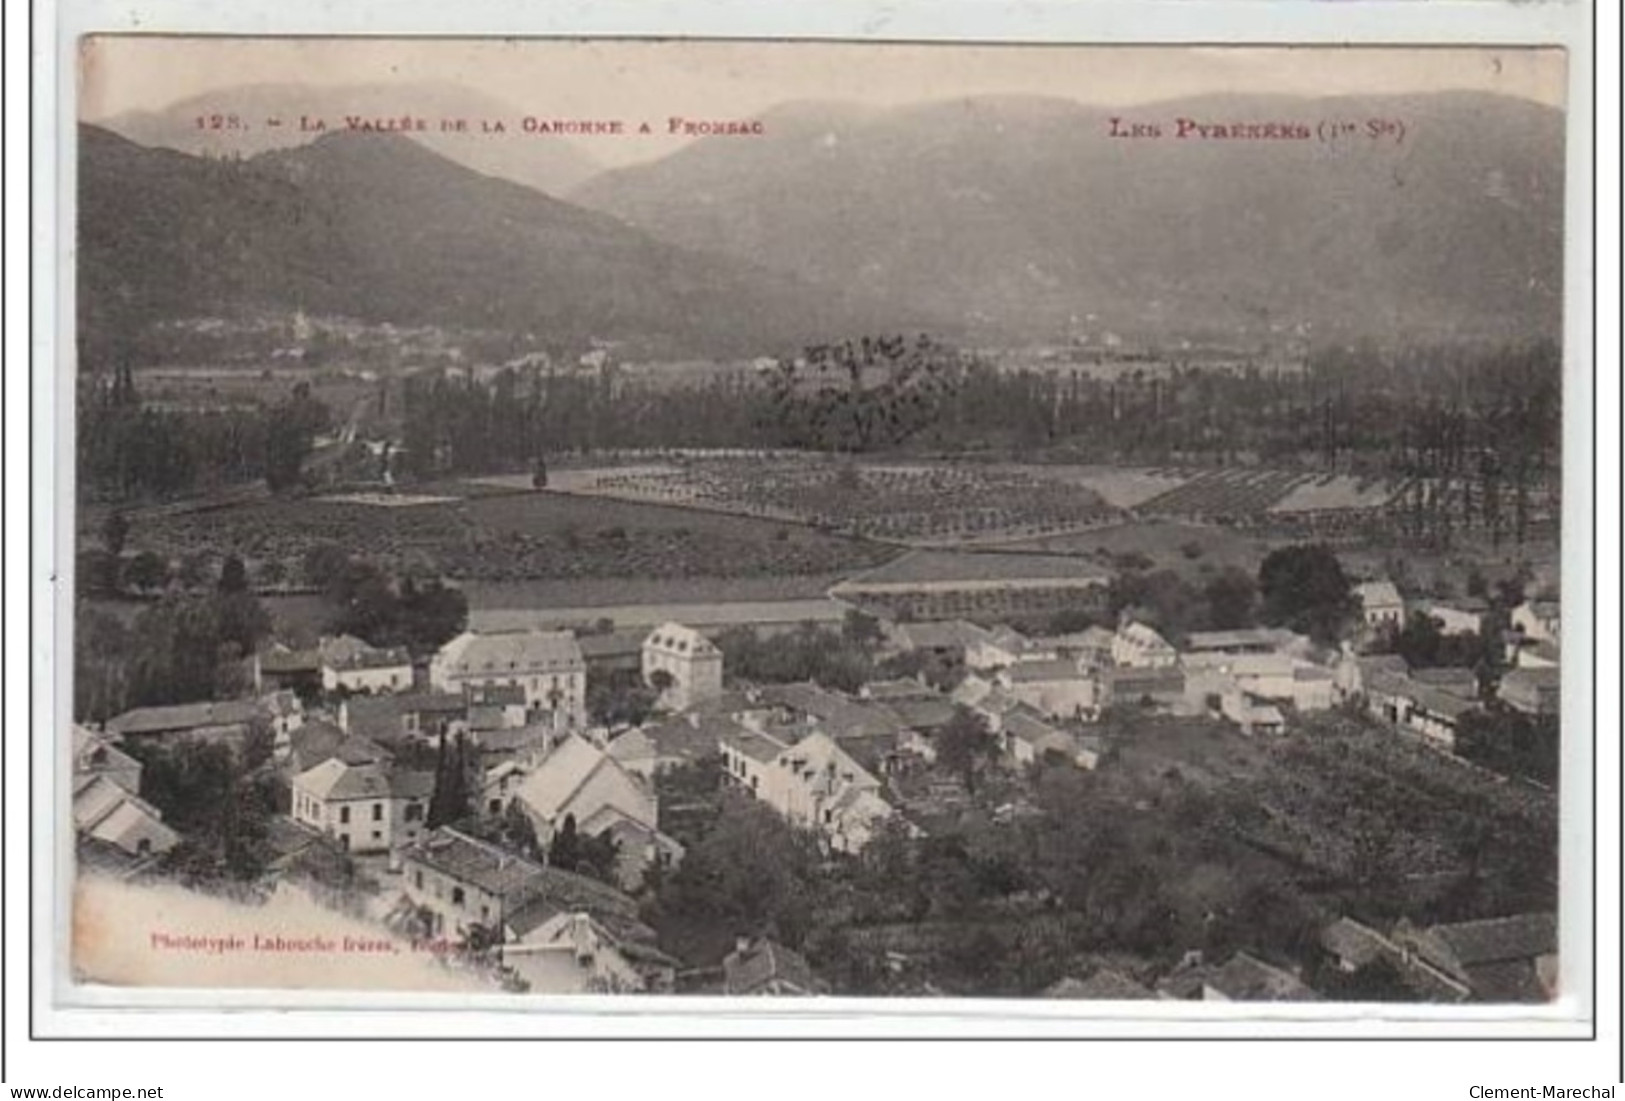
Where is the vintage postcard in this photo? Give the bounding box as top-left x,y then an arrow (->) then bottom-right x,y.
62,36 -> 1573,1012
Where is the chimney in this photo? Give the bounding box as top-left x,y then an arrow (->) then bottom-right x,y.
734,935 -> 752,957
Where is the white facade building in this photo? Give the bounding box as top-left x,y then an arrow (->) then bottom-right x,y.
640,622 -> 724,710
1353,581 -> 1405,631
431,630 -> 586,725
718,726 -> 894,852
1111,621 -> 1179,669
318,635 -> 414,695
290,755 -> 434,855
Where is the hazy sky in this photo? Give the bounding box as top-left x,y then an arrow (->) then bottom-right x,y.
80,38 -> 1567,166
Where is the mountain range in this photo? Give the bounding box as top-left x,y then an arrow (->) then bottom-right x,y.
99,82 -> 601,197
79,89 -> 1565,359
572,92 -> 1565,342
77,124 -> 894,358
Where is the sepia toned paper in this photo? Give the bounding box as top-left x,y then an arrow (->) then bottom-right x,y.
64,36 -> 1573,1013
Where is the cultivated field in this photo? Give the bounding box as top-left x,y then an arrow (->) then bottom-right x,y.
990,520 -> 1274,575
106,487 -> 895,588
547,457 -> 1121,545
1135,469 -> 1406,522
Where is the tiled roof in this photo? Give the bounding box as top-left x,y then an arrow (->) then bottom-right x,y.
575,630 -> 648,661
720,724 -> 791,763
724,938 -> 818,995
504,865 -> 647,940
1007,659 -> 1082,683
642,622 -> 720,657
1460,960 -> 1549,1002
1205,952 -> 1320,1001
437,630 -> 585,677
886,697 -> 958,731
1501,666 -> 1561,693
294,758 -> 430,802
105,699 -> 264,737
1355,581 -> 1403,608
1432,913 -> 1556,967
72,725 -> 141,781
72,775 -> 178,855
320,634 -> 412,671
1320,917 -> 1396,968
259,646 -> 320,674
344,693 -> 466,743
638,715 -> 737,761
757,683 -> 906,739
512,736 -> 654,832
1117,621 -> 1175,652
404,827 -> 548,900
1003,709 -> 1072,751
890,620 -> 990,651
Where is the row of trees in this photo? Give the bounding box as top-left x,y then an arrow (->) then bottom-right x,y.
394,338 -> 1558,527
74,571 -> 273,723
77,366 -> 333,503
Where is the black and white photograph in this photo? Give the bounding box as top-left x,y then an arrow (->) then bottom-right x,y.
63,36 -> 1571,1008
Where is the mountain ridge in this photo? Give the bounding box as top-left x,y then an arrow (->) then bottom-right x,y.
99,81 -> 604,197
572,90 -> 1565,342
75,123 -> 916,359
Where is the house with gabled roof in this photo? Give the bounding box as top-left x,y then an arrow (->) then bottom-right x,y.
103,698 -> 268,747
398,827 -> 667,984
718,723 -> 895,853
510,735 -> 679,887
1002,657 -> 1094,721
1111,620 -> 1179,669
1421,598 -> 1491,638
1353,580 -> 1405,631
1393,912 -> 1556,1003
341,691 -> 467,746
1201,951 -> 1320,1002
289,752 -> 434,855
1498,666 -> 1560,716
1320,916 -> 1402,974
318,634 -> 413,695
431,630 -> 585,724
722,936 -> 824,996
73,724 -> 142,794
965,625 -> 1057,673
881,619 -> 988,660
72,774 -> 179,860
501,910 -> 681,994
612,713 -> 730,778
1002,708 -> 1098,770
254,643 -> 322,697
